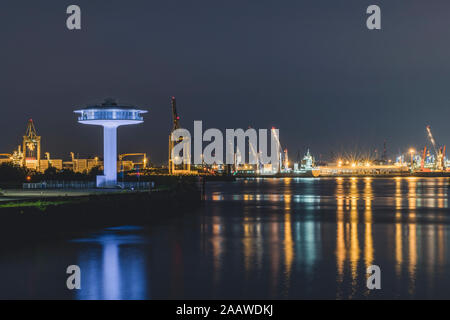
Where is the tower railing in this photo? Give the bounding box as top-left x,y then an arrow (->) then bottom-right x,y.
77,110 -> 144,121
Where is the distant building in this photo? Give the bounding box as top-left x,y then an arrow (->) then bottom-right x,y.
1,118 -> 147,176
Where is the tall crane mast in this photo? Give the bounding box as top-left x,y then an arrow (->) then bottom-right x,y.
426,125 -> 438,155
23,119 -> 41,170
171,96 -> 180,131
247,126 -> 260,173
169,97 -> 179,174
168,97 -> 190,174
421,146 -> 427,171
426,125 -> 446,170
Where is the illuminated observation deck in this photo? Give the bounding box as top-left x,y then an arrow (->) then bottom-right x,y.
74,98 -> 147,188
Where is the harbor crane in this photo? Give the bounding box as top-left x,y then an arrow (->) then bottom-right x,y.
426,125 -> 446,170
248,135 -> 261,173
23,119 -> 41,170
171,96 -> 180,131
420,146 -> 427,171
168,97 -> 190,174
426,125 -> 438,156
119,153 -> 148,169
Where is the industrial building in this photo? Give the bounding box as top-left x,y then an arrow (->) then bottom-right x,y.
0,118 -> 148,177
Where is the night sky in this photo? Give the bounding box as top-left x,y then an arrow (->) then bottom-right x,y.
1,1 -> 450,164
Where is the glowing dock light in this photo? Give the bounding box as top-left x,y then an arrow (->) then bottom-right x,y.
74,98 -> 147,188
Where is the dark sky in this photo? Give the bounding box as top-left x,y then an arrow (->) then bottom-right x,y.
1,0 -> 450,164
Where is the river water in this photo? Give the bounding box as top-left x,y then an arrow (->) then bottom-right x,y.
1,177 -> 450,299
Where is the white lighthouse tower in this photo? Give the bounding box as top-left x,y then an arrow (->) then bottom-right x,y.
74,98 -> 147,188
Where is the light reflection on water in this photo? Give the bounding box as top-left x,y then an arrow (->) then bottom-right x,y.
209,177 -> 448,210
203,177 -> 450,299
71,227 -> 149,300
0,177 -> 450,299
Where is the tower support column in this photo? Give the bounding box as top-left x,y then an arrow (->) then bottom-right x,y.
99,125 -> 118,187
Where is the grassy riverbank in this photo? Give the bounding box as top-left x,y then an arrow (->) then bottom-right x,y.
0,200 -> 75,210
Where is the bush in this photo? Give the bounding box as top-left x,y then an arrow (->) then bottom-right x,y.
0,163 -> 29,183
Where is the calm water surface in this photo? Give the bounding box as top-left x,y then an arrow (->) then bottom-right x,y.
1,177 -> 450,299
